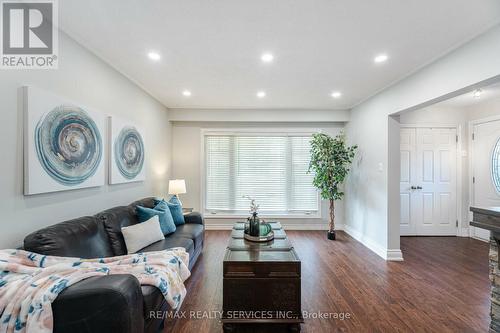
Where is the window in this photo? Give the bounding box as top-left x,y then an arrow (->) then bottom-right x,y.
204,133 -> 319,216
492,137 -> 500,193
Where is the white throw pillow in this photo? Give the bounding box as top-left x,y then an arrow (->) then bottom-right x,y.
121,215 -> 165,254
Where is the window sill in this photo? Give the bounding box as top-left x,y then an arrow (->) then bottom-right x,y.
203,213 -> 322,220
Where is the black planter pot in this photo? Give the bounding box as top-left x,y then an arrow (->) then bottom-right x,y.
327,230 -> 336,240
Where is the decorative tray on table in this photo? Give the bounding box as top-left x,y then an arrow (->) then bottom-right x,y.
244,230 -> 275,242
243,222 -> 275,242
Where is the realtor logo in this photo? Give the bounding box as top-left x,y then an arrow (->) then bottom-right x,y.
1,0 -> 58,69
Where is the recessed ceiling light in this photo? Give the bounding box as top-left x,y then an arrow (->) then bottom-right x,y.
374,53 -> 389,64
147,51 -> 161,61
182,90 -> 192,97
261,53 -> 274,63
256,91 -> 266,98
473,89 -> 482,99
331,91 -> 342,99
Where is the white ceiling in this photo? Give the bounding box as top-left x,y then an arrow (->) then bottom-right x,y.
437,82 -> 500,109
59,0 -> 500,110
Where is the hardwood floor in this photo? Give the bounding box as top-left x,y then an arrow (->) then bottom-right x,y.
164,231 -> 490,333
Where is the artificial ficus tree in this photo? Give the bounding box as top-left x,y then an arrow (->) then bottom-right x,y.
308,132 -> 357,239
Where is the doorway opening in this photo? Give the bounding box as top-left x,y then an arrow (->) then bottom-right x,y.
395,81 -> 500,240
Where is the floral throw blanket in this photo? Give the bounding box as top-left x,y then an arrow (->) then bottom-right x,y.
0,248 -> 190,333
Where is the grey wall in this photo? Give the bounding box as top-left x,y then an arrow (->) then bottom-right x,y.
0,33 -> 171,248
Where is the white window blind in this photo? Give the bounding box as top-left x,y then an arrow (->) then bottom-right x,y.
205,134 -> 319,215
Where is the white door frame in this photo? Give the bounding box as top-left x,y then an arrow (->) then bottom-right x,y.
400,123 -> 462,237
468,114 -> 500,241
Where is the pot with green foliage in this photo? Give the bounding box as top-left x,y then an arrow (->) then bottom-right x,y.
308,132 -> 357,240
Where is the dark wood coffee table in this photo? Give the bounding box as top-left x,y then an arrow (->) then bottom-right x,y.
222,222 -> 303,332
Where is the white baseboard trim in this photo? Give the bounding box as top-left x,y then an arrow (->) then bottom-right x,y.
471,236 -> 490,243
343,225 -> 386,259
283,223 -> 333,230
386,249 -> 404,261
457,227 -> 470,237
343,225 -> 404,261
205,223 -> 338,231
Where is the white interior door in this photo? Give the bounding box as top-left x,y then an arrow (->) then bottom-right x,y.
471,119 -> 500,241
400,128 -> 416,235
400,127 -> 457,236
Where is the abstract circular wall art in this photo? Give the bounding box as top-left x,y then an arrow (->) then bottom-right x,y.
114,126 -> 145,180
24,87 -> 105,195
109,116 -> 146,184
35,105 -> 103,185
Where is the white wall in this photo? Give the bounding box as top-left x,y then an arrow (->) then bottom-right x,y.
169,108 -> 350,123
0,33 -> 171,248
345,24 -> 500,260
399,105 -> 469,125
170,120 -> 345,229
466,96 -> 500,120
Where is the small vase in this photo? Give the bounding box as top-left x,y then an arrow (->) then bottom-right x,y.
248,212 -> 260,237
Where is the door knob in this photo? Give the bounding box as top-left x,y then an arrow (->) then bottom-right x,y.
410,186 -> 417,190
416,186 -> 422,190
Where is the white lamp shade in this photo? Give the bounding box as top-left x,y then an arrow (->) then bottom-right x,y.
168,179 -> 186,195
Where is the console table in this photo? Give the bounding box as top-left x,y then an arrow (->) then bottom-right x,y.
470,207 -> 500,332
222,222 -> 303,332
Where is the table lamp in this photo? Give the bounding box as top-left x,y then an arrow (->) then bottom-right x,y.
168,179 -> 186,205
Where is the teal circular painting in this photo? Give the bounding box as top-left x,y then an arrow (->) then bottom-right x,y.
114,126 -> 144,179
35,105 -> 102,185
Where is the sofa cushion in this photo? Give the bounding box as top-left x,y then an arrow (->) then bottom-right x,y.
97,206 -> 138,256
138,237 -> 195,259
24,216 -> 114,258
174,224 -> 204,250
152,201 -> 177,233
154,198 -> 185,226
167,201 -> 185,225
121,216 -> 165,254
136,206 -> 176,235
168,196 -> 186,225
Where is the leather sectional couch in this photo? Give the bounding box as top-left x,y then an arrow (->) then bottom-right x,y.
23,197 -> 204,333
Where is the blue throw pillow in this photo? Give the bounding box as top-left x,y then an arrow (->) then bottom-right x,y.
168,199 -> 185,226
152,199 -> 182,226
136,206 -> 176,235
154,201 -> 176,227
154,198 -> 185,225
169,195 -> 181,206
153,199 -> 169,212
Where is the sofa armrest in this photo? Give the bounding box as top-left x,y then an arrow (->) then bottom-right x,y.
184,212 -> 204,225
52,274 -> 144,333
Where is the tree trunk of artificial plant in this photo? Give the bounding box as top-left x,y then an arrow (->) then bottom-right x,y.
329,199 -> 335,232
